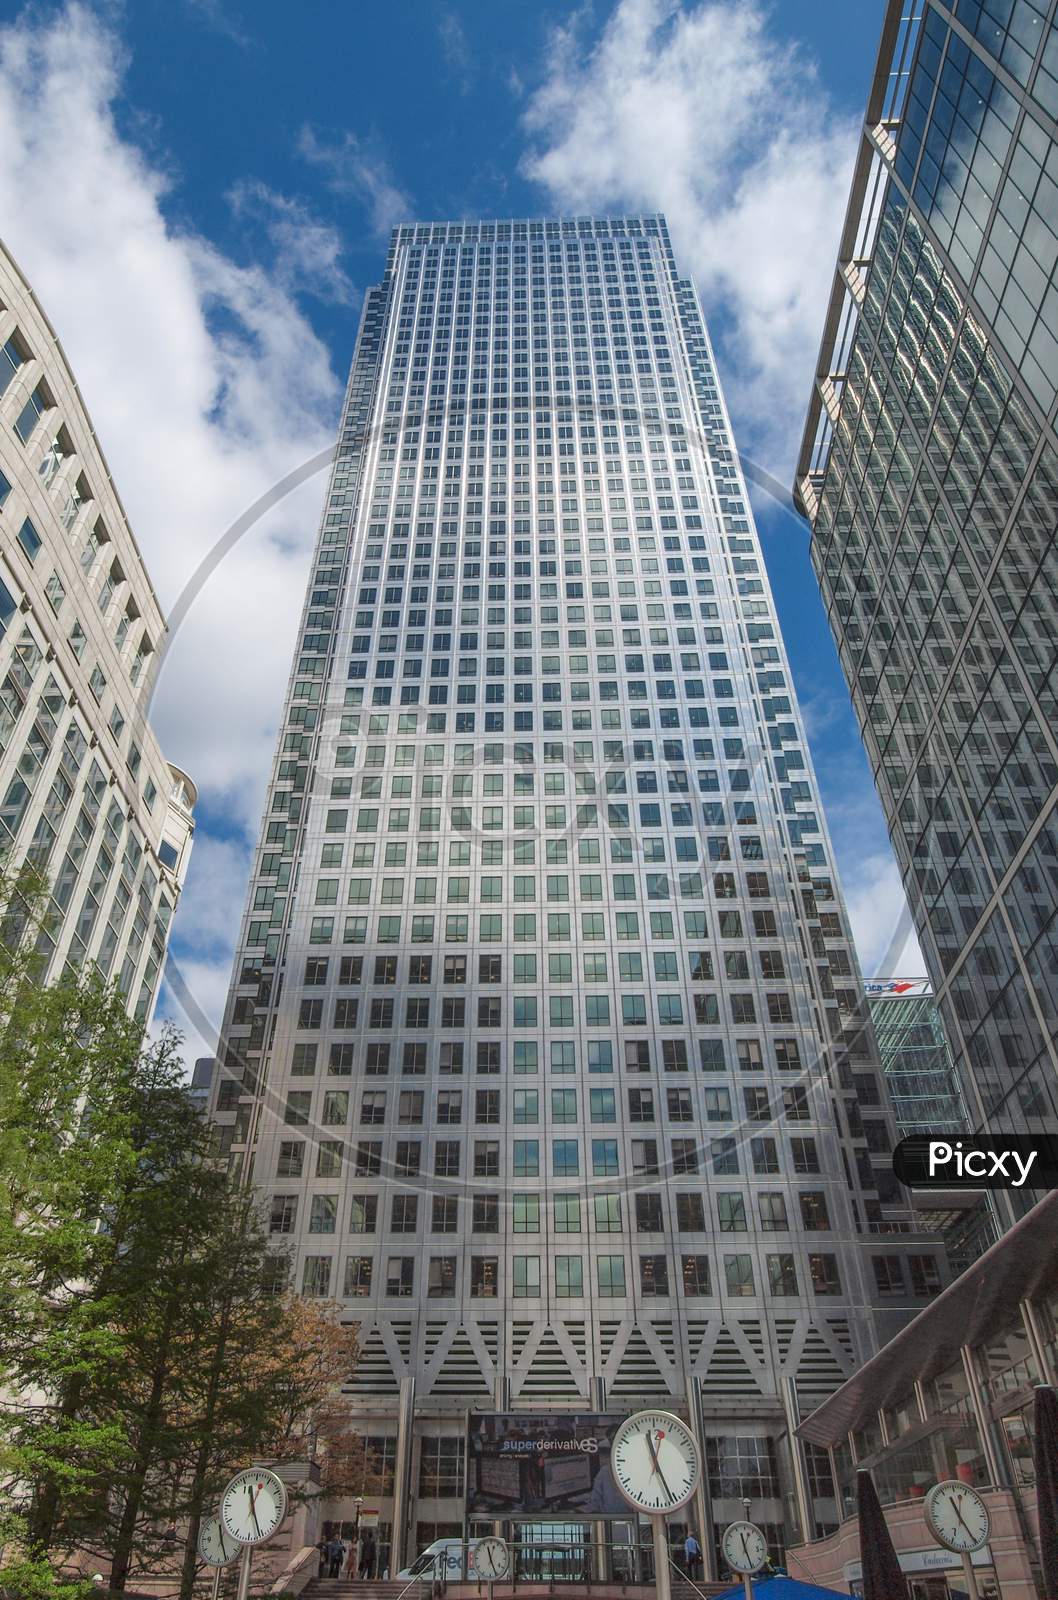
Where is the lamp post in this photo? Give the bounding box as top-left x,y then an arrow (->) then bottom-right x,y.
352,1495 -> 363,1579
742,1501 -> 754,1600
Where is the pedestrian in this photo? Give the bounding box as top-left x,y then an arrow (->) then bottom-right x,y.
317,1538 -> 330,1578
360,1531 -> 377,1580
684,1531 -> 703,1581
328,1534 -> 345,1578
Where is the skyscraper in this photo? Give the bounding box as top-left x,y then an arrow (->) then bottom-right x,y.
210,215 -> 945,1569
0,239 -> 194,1017
796,1 -> 1058,1197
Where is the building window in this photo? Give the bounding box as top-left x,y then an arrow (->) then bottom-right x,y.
428,1256 -> 456,1297
873,1255 -> 905,1295
419,1438 -> 465,1499
512,1255 -> 540,1297
471,1256 -> 498,1297
809,1254 -> 842,1296
555,1255 -> 584,1297
343,1256 -> 373,1297
386,1257 -> 414,1297
597,1254 -> 626,1297
302,1256 -> 332,1297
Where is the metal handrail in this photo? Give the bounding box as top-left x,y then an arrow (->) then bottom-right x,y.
394,1573 -> 434,1600
267,1544 -> 320,1596
665,1551 -> 716,1600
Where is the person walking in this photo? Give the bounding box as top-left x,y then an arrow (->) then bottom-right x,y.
328,1535 -> 345,1578
317,1538 -> 330,1578
684,1531 -> 703,1582
360,1531 -> 377,1580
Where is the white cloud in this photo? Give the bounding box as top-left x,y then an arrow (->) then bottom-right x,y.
299,126 -> 412,241
437,9 -> 473,94
843,853 -> 926,980
227,180 -> 358,306
184,0 -> 252,49
521,0 -> 859,476
0,3 -> 347,1056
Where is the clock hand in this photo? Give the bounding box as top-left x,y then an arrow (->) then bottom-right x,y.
949,1495 -> 975,1539
247,1484 -> 263,1537
644,1430 -> 675,1502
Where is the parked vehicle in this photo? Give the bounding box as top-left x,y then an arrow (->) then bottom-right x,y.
397,1537 -> 481,1581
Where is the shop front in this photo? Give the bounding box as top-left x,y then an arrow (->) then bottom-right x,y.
784,1191 -> 1058,1600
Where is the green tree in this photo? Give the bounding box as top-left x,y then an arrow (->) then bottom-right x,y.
0,863 -> 154,1572
0,867 -> 356,1595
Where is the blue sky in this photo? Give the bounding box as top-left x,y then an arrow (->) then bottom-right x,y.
0,0 -> 922,1061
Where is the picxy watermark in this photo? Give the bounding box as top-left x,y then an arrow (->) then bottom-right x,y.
894,1134 -> 1058,1190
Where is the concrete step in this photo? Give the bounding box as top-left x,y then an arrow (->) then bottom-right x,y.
302,1584 -> 729,1600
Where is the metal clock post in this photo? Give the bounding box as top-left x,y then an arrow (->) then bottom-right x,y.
475,1534 -> 510,1600
923,1479 -> 992,1600
610,1410 -> 702,1600
720,1503 -> 768,1600
219,1467 -> 289,1600
197,1515 -> 241,1600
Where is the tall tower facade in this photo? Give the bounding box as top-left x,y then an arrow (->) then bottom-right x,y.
0,239 -> 194,1018
210,216 -> 945,1566
795,1 -> 1058,1204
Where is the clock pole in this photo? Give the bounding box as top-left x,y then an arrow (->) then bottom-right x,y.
960,1551 -> 980,1600
651,1515 -> 672,1600
234,1544 -> 252,1600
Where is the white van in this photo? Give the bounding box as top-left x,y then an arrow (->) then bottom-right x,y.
396,1538 -> 481,1581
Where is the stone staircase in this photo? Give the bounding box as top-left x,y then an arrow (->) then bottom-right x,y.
301,1580 -> 729,1600
301,1585 -> 412,1600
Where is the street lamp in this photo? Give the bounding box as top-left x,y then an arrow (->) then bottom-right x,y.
353,1496 -> 364,1578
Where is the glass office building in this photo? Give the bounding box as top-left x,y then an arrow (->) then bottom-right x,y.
210,215 -> 946,1568
796,1 -> 1058,1206
864,979 -> 965,1136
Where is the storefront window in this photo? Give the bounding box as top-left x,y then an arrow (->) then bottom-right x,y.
852,1417 -> 882,1463
871,1431 -> 938,1506
925,1361 -> 989,1485
882,1397 -> 920,1440
976,1323 -> 1039,1403
998,1403 -> 1036,1487
832,1438 -> 856,1522
1038,1290 -> 1058,1382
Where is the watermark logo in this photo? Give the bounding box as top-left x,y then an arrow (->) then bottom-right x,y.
893,1134 -> 1058,1190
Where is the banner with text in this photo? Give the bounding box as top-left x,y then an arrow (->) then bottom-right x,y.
466,1413 -> 631,1518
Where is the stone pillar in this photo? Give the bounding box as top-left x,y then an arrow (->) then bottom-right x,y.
389,1376 -> 416,1576
690,1376 -> 718,1581
781,1376 -> 814,1546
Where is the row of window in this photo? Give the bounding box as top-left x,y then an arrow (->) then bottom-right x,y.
281,1083 -> 818,1128
283,990 -> 800,1031
298,1248 -> 882,1302
264,1033 -> 807,1079
273,1132 -> 827,1179
271,1187 -> 836,1238
294,941 -> 806,984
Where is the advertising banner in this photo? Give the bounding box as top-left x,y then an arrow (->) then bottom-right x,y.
466,1413 -> 630,1518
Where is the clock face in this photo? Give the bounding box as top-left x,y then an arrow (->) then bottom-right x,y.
722,1521 -> 768,1574
220,1468 -> 288,1545
198,1515 -> 241,1567
611,1410 -> 700,1514
924,1481 -> 990,1553
474,1538 -> 510,1580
